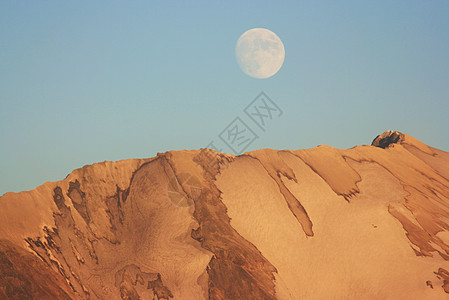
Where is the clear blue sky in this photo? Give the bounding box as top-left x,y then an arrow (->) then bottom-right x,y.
1,1 -> 448,195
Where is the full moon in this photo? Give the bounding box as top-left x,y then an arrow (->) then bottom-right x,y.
235,28 -> 285,79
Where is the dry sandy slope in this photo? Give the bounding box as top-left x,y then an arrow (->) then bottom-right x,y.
0,131 -> 449,299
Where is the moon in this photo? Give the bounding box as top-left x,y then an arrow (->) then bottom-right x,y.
235,28 -> 285,79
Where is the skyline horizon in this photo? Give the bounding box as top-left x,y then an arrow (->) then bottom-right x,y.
0,128 -> 442,197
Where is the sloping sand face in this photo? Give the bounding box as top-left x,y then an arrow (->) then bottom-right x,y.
1,131 -> 449,299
